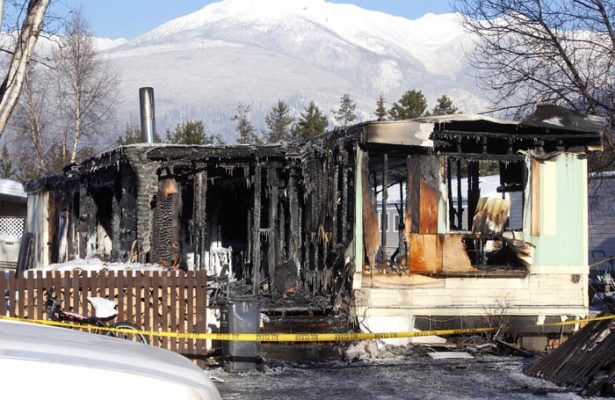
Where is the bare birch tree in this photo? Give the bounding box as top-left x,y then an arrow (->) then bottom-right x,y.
12,64 -> 50,173
0,0 -> 50,136
9,8 -> 118,177
453,0 -> 615,169
54,10 -> 117,164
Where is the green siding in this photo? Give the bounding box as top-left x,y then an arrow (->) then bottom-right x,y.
526,153 -> 587,267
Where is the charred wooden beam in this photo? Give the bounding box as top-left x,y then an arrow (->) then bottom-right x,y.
288,168 -> 301,278
193,169 -> 208,271
436,129 -> 602,141
381,153 -> 388,261
252,164 -> 262,295
362,151 -> 379,274
467,161 -> 480,231
447,158 -> 454,229
456,159 -> 463,230
332,159 -> 339,244
406,156 -> 420,234
118,172 -> 137,261
341,149 -> 349,244
278,188 -> 287,262
267,167 -> 279,291
111,193 -> 120,260
142,145 -> 295,164
78,181 -> 96,258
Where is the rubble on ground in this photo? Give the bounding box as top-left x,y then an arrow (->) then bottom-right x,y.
526,311 -> 615,397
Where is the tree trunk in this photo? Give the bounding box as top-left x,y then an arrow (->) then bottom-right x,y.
0,0 -> 50,136
0,1 -> 5,34
70,97 -> 81,163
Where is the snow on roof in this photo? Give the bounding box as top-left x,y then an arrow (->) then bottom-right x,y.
414,114 -> 519,125
36,257 -> 165,272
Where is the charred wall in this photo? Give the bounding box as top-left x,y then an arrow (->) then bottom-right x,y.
28,140 -> 357,308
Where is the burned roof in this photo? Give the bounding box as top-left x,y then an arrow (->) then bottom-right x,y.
25,104 -> 604,193
352,104 -> 603,157
425,105 -> 604,158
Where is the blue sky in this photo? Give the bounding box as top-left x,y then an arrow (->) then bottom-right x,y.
49,0 -> 453,39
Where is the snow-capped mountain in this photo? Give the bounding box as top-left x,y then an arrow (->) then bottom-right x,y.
100,0 -> 487,141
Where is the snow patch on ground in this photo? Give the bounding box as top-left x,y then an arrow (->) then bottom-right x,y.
36,257 -> 164,272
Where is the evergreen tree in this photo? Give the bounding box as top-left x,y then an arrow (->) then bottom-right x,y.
166,120 -> 224,145
389,90 -> 428,120
431,95 -> 459,116
332,94 -> 357,128
233,104 -> 261,144
375,95 -> 387,121
293,101 -> 328,139
116,123 -> 161,145
264,100 -> 294,143
0,146 -> 14,179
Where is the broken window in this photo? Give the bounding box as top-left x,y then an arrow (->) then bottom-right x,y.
446,157 -> 530,270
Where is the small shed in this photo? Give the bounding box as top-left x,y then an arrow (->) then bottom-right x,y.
0,179 -> 27,270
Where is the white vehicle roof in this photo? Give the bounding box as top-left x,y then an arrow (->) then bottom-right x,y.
0,319 -> 221,400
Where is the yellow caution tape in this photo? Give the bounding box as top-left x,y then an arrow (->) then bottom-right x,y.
1,314 -> 614,342
539,314 -> 615,327
589,255 -> 615,268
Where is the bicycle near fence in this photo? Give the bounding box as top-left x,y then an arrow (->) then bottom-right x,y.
44,286 -> 149,344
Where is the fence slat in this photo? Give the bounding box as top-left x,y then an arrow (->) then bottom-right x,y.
81,271 -> 89,319
109,272 -> 117,321
149,272 -> 164,347
0,272 -> 7,316
161,271 -> 169,351
170,273 -> 178,352
52,271 -> 61,314
124,271 -> 131,323
8,272 -> 15,317
72,272 -> 80,316
135,272 -> 143,337
116,271 -> 124,321
35,271 -> 43,320
26,273 -> 34,319
17,272 -> 25,318
185,275 -> 196,353
61,272 -> 71,314
179,275 -> 186,354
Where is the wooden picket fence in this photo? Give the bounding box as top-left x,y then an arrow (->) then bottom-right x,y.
0,269 -> 208,356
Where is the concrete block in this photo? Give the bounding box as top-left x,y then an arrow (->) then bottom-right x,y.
521,336 -> 548,352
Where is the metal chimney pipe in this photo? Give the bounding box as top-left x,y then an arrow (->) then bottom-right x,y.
139,87 -> 156,144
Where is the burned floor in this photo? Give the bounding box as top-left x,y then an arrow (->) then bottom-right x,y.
24,104 -> 605,346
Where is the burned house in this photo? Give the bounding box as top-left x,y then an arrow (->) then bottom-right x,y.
24,104 -> 604,342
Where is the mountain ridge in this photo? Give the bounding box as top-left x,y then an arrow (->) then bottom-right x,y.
41,1 -> 491,143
